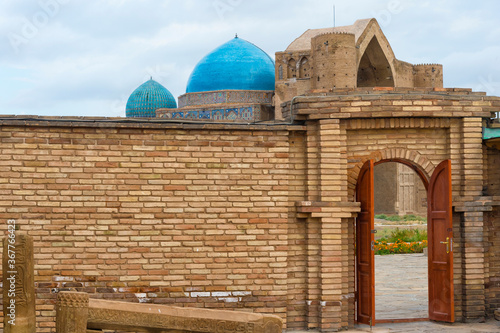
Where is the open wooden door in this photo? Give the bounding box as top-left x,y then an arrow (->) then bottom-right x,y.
356,160 -> 375,325
428,160 -> 454,322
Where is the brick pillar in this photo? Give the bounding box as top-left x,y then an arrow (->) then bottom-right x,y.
302,118 -> 360,331
318,119 -> 343,332
306,121 -> 321,201
318,119 -> 353,331
318,119 -> 345,203
460,117 -> 486,321
306,216 -> 321,329
461,117 -> 484,198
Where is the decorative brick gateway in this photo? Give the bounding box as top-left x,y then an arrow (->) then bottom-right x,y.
0,86 -> 499,331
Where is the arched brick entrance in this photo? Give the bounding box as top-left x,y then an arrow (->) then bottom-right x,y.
355,158 -> 454,324
289,87 -> 495,331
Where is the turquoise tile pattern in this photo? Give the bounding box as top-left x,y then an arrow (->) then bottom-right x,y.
158,106 -> 259,122
186,37 -> 275,93
126,79 -> 177,118
178,90 -> 273,108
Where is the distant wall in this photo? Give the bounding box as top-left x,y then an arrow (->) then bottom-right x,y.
374,163 -> 398,214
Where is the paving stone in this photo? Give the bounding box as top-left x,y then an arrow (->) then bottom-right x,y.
375,254 -> 428,320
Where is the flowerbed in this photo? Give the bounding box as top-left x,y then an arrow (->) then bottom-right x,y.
374,239 -> 428,255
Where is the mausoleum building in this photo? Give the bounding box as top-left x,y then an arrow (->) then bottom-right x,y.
1,18 -> 500,332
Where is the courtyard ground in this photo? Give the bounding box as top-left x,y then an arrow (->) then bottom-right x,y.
376,253 -> 427,320
290,253 -> 500,332
360,253 -> 499,332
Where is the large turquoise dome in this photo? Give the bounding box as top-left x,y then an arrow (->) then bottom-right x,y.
126,79 -> 177,118
186,37 -> 275,93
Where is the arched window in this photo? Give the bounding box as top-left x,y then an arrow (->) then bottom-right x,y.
299,57 -> 310,78
357,37 -> 394,87
288,58 -> 296,78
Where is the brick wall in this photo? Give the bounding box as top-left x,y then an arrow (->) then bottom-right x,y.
0,122 -> 304,332
0,86 -> 499,331
282,88 -> 499,324
286,132 -> 308,329
484,146 -> 500,316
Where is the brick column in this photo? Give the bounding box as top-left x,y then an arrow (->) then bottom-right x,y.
298,203 -> 360,331
300,117 -> 358,331
306,121 -> 321,201
317,119 -> 355,331
459,117 -> 486,321
318,119 -> 345,203
318,119 -> 344,331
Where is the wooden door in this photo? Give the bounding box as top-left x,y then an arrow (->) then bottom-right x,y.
428,160 -> 454,322
356,160 -> 375,325
397,163 -> 416,215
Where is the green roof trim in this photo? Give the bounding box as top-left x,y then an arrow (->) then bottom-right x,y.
483,127 -> 500,140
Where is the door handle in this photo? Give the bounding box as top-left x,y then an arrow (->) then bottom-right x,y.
440,237 -> 451,254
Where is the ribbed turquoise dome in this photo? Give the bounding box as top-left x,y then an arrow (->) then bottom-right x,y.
186,37 -> 275,93
126,79 -> 177,118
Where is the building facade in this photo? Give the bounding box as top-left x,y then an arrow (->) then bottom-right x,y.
0,18 -> 500,332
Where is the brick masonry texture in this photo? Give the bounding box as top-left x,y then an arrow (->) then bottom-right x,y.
0,85 -> 499,332
0,122 -> 303,332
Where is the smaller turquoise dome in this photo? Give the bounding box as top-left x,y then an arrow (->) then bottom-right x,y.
126,79 -> 177,118
186,37 -> 275,93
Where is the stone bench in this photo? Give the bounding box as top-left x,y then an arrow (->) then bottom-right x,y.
57,291 -> 283,333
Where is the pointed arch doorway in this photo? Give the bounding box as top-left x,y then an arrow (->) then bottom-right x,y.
355,159 -> 454,325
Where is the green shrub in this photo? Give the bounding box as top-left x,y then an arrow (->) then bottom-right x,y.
403,214 -> 427,222
385,215 -> 402,222
374,228 -> 392,240
380,228 -> 427,243
374,214 -> 427,223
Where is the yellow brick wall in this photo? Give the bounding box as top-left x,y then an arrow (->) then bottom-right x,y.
484,146 -> 500,316
280,89 -> 499,325
0,125 -> 301,332
0,87 -> 499,331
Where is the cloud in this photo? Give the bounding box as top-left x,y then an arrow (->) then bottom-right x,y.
440,46 -> 500,95
0,0 -> 499,116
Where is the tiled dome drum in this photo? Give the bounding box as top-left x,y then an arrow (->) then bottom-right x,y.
156,36 -> 276,123
126,79 -> 177,118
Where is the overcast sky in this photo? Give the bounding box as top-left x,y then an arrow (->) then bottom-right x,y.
1,0 -> 499,117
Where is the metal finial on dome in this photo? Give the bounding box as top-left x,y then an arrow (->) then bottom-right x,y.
235,33 -> 238,38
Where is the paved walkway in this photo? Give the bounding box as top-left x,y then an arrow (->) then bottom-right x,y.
376,253 -> 427,320
360,253 -> 500,332
290,254 -> 500,332
349,320 -> 500,332
290,320 -> 500,333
